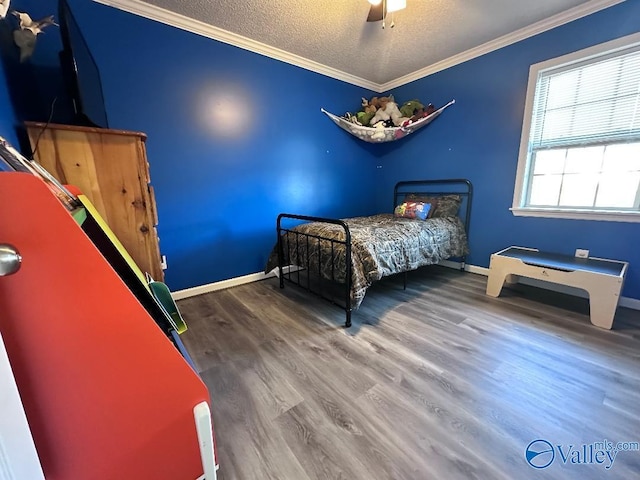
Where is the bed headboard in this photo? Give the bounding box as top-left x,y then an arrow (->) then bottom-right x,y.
393,178 -> 473,238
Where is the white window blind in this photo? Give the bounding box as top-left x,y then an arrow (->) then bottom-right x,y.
530,48 -> 640,150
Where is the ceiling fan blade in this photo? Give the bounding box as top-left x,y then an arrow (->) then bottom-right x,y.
367,2 -> 384,22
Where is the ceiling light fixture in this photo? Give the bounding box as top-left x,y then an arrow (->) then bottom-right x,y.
367,0 -> 406,28
386,0 -> 406,13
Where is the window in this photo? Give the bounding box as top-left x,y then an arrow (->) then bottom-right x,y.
512,33 -> 640,222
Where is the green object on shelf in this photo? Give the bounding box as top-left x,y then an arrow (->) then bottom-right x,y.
71,207 -> 87,226
148,280 -> 188,334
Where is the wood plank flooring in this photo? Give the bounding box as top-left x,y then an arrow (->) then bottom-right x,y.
177,266 -> 640,480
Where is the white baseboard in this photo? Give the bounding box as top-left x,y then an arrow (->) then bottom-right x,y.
172,261 -> 640,311
439,259 -> 489,276
172,272 -> 272,301
171,266 -> 301,301
619,296 -> 640,310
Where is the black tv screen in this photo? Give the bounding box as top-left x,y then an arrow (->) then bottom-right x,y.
58,0 -> 109,128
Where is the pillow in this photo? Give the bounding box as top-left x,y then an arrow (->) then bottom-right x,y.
404,194 -> 461,218
394,201 -> 431,220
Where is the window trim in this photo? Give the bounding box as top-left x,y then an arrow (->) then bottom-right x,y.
510,206 -> 640,223
512,31 -> 640,223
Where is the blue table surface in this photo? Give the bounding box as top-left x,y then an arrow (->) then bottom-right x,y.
498,247 -> 625,277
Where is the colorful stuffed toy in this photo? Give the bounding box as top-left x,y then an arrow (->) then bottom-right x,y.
369,98 -> 408,127
338,94 -> 436,131
402,103 -> 437,127
399,99 -> 425,118
361,97 -> 378,113
394,201 -> 431,220
371,122 -> 386,141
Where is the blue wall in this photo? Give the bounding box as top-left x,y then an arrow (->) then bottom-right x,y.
64,1 -> 378,290
0,59 -> 18,151
379,1 -> 640,300
0,0 -> 76,162
0,0 -> 73,126
1,1 -> 638,300
0,20 -> 19,151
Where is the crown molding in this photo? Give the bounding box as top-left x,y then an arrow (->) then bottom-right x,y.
94,0 -> 625,94
381,0 -> 626,91
92,0 -> 381,92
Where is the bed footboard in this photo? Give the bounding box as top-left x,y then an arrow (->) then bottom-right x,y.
276,213 -> 353,327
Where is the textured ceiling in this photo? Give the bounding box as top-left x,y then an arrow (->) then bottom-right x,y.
137,0 -> 613,86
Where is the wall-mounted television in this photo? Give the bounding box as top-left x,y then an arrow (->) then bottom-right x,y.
58,0 -> 109,128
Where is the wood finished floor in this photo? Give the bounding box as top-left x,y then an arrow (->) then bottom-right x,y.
178,266 -> 640,480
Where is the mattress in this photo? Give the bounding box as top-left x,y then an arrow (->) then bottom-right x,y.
266,213 -> 469,309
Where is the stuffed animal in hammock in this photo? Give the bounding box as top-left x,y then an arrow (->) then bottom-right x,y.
368,99 -> 409,127
12,11 -> 58,62
0,0 -> 10,19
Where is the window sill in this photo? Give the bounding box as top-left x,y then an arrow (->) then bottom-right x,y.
510,207 -> 640,223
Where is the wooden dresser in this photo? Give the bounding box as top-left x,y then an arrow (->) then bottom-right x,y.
25,122 -> 164,281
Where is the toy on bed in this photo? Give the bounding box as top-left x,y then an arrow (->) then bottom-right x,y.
265,179 -> 472,328
394,200 -> 431,220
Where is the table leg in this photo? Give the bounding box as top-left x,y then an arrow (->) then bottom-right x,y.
486,268 -> 509,297
486,255 -> 514,297
486,273 -> 507,297
586,285 -> 621,330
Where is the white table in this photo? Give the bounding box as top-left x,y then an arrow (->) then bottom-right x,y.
486,246 -> 628,329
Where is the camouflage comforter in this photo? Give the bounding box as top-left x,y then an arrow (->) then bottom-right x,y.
265,213 -> 469,309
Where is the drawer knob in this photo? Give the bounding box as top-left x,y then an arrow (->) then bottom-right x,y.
0,244 -> 22,276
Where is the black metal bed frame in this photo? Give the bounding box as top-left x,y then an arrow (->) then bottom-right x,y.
276,179 -> 473,328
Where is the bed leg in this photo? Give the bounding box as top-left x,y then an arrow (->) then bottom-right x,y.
403,272 -> 407,290
345,310 -> 352,328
